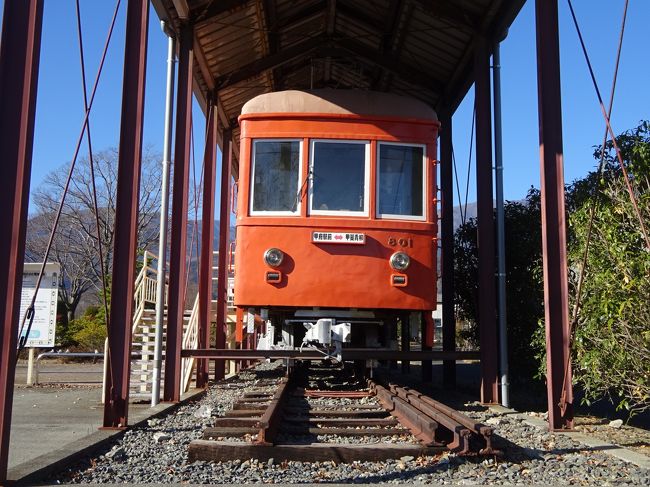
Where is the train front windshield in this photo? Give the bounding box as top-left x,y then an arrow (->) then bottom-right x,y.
249,138 -> 426,220
311,141 -> 368,215
377,144 -> 425,219
251,140 -> 301,214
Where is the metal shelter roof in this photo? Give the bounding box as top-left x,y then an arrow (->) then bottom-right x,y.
152,0 -> 525,159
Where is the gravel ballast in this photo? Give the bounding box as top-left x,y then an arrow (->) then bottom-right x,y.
53,362 -> 650,485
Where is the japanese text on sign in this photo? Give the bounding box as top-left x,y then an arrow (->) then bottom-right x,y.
312,231 -> 366,244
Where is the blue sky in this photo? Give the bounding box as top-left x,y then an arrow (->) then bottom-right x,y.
7,0 -> 648,212
452,0 -> 649,204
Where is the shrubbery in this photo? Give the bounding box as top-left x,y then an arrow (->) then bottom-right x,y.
60,305 -> 107,350
455,121 -> 650,416
563,121 -> 650,415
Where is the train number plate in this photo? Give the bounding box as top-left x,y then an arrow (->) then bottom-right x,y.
312,231 -> 366,244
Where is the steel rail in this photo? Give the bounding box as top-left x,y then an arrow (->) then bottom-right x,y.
180,348 -> 481,360
254,377 -> 292,444
369,380 -> 499,455
373,383 -> 445,447
389,384 -> 498,455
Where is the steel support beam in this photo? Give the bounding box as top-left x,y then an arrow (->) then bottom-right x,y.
535,0 -> 573,431
474,37 -> 498,404
493,42 -> 510,408
215,130 -> 232,381
151,28 -> 176,408
328,40 -> 445,93
439,111 -> 456,389
214,35 -> 324,91
182,349 -> 481,361
421,313 -> 433,382
400,313 -> 410,374
164,24 -> 194,402
197,99 -> 218,388
0,0 -> 43,480
103,0 -> 149,428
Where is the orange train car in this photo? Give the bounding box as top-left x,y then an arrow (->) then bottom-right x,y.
233,89 -> 440,354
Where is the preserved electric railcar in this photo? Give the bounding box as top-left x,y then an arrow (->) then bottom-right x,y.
233,89 -> 440,357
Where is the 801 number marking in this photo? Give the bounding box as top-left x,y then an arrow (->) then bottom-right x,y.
387,236 -> 413,248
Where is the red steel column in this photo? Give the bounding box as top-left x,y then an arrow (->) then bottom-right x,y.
215,130 -> 232,380
102,0 -> 149,428
474,37 -> 498,404
535,0 -> 573,431
439,111 -> 456,389
197,100 -> 218,388
164,24 -> 193,402
422,313 -> 433,382
0,0 -> 43,480
401,313 -> 410,374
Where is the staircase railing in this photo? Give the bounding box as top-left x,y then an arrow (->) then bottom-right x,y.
132,251 -> 166,333
181,294 -> 200,392
125,248 -> 235,397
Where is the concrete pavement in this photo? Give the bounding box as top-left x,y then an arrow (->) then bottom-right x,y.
7,362 -> 204,484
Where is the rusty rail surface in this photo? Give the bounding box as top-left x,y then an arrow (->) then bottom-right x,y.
394,385 -> 497,455
254,378 -> 292,445
191,365 -> 499,463
369,381 -> 499,456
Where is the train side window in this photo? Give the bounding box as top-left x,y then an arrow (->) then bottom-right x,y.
376,143 -> 426,220
250,139 -> 302,215
309,140 -> 369,216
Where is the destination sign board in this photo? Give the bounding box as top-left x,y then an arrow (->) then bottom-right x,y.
311,231 -> 366,244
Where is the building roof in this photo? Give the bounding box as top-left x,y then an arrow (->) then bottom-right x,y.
151,0 -> 525,169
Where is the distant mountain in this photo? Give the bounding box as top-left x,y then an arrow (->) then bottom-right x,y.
452,202 -> 478,230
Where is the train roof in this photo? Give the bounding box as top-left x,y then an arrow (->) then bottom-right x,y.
241,90 -> 438,122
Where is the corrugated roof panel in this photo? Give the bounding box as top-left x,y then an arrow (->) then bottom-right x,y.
335,15 -> 381,51
279,18 -> 325,49
275,0 -> 324,24
338,0 -> 390,31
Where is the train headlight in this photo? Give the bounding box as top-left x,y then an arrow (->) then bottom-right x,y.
389,251 -> 410,271
263,248 -> 284,267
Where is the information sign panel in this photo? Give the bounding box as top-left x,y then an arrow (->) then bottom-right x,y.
19,263 -> 59,347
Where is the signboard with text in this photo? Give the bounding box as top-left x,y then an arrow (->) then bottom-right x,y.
311,231 -> 366,244
19,262 -> 59,347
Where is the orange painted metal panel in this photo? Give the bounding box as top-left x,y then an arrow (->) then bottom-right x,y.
234,111 -> 439,313
240,116 -> 438,143
234,224 -> 437,310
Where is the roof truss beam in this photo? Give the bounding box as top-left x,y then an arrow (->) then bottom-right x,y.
411,0 -> 480,30
213,34 -> 326,91
194,0 -> 248,23
327,37 -> 444,92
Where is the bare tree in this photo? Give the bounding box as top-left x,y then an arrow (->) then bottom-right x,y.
26,147 -> 163,322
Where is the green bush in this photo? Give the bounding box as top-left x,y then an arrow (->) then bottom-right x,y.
534,121 -> 650,417
66,306 -> 107,351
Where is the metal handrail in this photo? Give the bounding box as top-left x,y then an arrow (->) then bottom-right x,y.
31,351 -> 104,385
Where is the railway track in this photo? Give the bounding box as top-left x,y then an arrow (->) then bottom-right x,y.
189,363 -> 499,463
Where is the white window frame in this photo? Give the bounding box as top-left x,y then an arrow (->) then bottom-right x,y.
376,141 -> 427,221
249,138 -> 303,216
309,139 -> 370,217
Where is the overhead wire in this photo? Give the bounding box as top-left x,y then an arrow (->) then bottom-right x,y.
74,0 -> 111,328
193,116 -> 206,288
451,147 -> 465,226
566,0 -> 650,251
16,0 -> 122,360
184,115 -> 198,306
463,102 -> 476,225
560,0 -> 629,412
